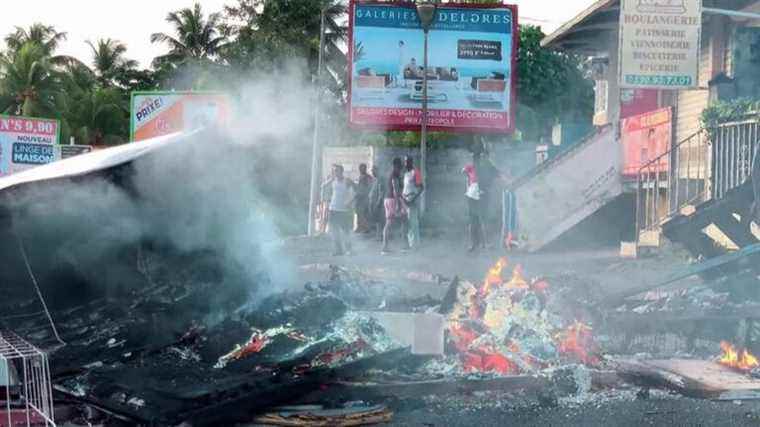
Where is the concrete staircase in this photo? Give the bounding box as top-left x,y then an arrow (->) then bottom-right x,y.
511,125 -> 623,251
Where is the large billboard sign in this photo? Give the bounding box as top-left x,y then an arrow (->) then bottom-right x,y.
0,115 -> 60,177
621,107 -> 672,177
619,0 -> 702,89
348,1 -> 518,133
130,91 -> 231,141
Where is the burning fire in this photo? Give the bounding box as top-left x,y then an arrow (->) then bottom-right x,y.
555,321 -> 600,366
447,258 -> 598,375
718,341 -> 759,371
215,326 -> 303,369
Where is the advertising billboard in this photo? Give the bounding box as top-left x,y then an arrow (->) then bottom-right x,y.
0,115 -> 60,177
130,91 -> 231,141
621,107 -> 672,177
348,1 -> 518,133
619,0 -> 702,89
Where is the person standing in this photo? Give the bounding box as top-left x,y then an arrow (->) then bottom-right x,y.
354,163 -> 373,233
402,156 -> 424,249
382,158 -> 407,254
398,40 -> 406,87
321,164 -> 355,256
368,165 -> 386,241
462,158 -> 483,252
475,149 -> 506,248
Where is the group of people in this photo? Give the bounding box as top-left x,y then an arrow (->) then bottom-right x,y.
321,146 -> 513,256
320,156 -> 424,256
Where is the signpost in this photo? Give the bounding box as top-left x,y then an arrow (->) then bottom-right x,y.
347,1 -> 518,133
0,115 -> 60,177
619,0 -> 702,89
130,91 -> 231,141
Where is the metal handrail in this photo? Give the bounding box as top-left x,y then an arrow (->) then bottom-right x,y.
636,129 -> 709,239
636,118 -> 760,244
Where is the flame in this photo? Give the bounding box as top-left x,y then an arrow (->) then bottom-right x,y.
505,265 -> 529,290
555,321 -> 600,366
718,341 -> 759,371
482,257 -> 508,294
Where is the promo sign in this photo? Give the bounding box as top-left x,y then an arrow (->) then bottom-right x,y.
348,1 -> 518,133
619,0 -> 702,89
0,115 -> 60,177
621,107 -> 672,177
130,91 -> 231,141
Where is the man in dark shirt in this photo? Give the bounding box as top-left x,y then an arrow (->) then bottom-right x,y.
382,158 -> 408,254
354,163 -> 373,233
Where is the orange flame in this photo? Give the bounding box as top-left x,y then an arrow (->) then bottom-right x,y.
505,265 -> 529,290
482,257 -> 508,294
719,341 -> 759,371
556,321 -> 600,366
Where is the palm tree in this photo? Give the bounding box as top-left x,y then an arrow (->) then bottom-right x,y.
150,3 -> 226,67
0,42 -> 63,116
86,38 -> 138,87
4,23 -> 66,56
4,23 -> 80,67
65,87 -> 128,145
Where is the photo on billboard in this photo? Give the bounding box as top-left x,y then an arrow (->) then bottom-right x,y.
348,1 -> 518,133
130,91 -> 231,141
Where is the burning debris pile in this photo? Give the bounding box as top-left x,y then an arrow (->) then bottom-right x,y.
435,258 -> 600,376
717,341 -> 759,373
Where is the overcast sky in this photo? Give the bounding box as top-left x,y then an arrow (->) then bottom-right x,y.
0,0 -> 593,68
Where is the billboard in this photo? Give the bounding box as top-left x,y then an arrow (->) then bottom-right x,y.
619,0 -> 702,89
130,91 -> 231,141
0,115 -> 60,177
348,1 -> 518,133
621,107 -> 672,177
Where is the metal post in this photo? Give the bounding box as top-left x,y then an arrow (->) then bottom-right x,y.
307,8 -> 327,236
421,29 -> 429,214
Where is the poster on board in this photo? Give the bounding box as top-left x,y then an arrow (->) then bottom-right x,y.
621,107 -> 672,177
0,115 -> 60,177
130,91 -> 231,141
348,1 -> 518,133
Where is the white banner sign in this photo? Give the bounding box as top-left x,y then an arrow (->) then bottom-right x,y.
619,0 -> 702,89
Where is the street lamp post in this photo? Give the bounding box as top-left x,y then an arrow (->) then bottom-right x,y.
416,2 -> 436,215
307,7 -> 327,237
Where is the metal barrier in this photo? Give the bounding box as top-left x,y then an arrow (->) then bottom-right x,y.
636,129 -> 709,239
711,119 -> 760,200
636,118 -> 760,242
0,330 -> 55,427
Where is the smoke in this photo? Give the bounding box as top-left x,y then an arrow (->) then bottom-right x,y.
6,60 -> 322,315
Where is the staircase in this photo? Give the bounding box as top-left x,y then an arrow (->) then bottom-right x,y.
637,119 -> 760,258
511,125 -> 623,251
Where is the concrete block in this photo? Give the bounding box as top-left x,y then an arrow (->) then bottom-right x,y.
367,312 -> 445,356
620,241 -> 637,259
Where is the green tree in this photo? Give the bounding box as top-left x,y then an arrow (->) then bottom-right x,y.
221,0 -> 347,96
86,38 -> 138,87
517,25 -> 594,140
150,3 -> 226,67
4,23 -> 81,67
0,42 -> 63,116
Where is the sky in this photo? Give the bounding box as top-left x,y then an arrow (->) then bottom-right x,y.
0,0 -> 594,68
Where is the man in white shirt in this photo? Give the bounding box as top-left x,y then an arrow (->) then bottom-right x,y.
402,156 -> 424,249
321,164 -> 355,256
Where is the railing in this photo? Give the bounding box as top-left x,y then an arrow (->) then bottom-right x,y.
711,119 -> 760,200
636,129 -> 709,238
636,118 -> 760,241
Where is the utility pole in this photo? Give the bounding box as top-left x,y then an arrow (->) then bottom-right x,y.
307,7 -> 327,236
416,2 -> 437,215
